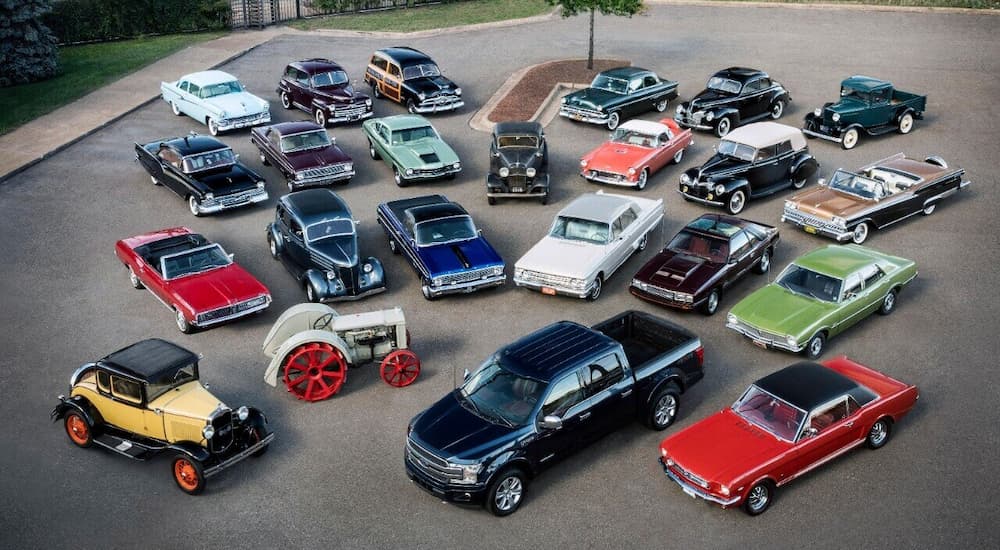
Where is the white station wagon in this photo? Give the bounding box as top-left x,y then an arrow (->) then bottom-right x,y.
514,191 -> 664,300
161,70 -> 271,136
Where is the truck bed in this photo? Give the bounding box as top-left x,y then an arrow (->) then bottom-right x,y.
592,310 -> 696,369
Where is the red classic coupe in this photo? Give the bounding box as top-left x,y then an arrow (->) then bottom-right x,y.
659,357 -> 918,515
115,227 -> 271,333
579,118 -> 692,190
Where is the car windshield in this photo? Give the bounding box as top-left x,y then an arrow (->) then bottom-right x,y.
280,130 -> 331,153
402,63 -> 441,80
610,128 -> 657,147
305,219 -> 355,242
840,86 -> 870,102
311,70 -> 348,87
459,356 -> 545,427
161,244 -> 231,280
717,140 -> 756,162
828,169 -> 883,200
497,134 -> 538,148
145,363 -> 198,402
590,74 -> 628,94
414,215 -> 477,246
182,148 -> 236,173
775,263 -> 841,303
666,230 -> 729,263
732,385 -> 806,442
707,76 -> 741,94
549,216 -> 610,245
200,80 -> 243,98
391,125 -> 437,144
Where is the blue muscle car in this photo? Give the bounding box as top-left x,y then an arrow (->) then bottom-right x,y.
377,195 -> 505,300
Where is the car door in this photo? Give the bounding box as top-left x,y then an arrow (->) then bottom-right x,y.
650,131 -> 673,172
372,123 -> 393,163
724,230 -> 756,285
173,80 -> 193,115
867,87 -> 893,127
609,208 -> 640,272
790,396 -> 866,477
94,371 -> 147,434
184,83 -> 208,123
831,271 -> 868,336
288,68 -> 310,109
283,214 -> 311,272
385,62 -> 404,103
156,146 -> 190,198
139,254 -> 174,309
579,353 -> 635,439
532,369 -> 588,468
748,144 -> 787,196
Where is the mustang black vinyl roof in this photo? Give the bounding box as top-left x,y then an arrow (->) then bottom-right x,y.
406,202 -> 467,225
500,321 -> 618,382
100,339 -> 199,382
755,362 -> 875,411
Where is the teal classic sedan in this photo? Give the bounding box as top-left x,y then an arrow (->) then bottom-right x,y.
362,114 -> 461,186
726,244 -> 916,358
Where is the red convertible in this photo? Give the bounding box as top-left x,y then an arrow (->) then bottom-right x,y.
115,228 -> 271,333
659,357 -> 918,515
579,118 -> 692,190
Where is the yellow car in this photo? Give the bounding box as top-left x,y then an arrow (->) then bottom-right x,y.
51,338 -> 273,494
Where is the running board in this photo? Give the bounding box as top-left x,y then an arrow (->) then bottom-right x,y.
93,433 -> 162,460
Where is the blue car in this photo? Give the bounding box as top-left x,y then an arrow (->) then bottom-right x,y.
377,195 -> 505,300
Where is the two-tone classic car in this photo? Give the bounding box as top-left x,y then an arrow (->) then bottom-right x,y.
267,189 -> 385,302
116,227 -> 271,333
161,70 -> 270,136
679,122 -> 818,215
783,154 -> 970,244
364,47 -> 464,114
377,195 -> 505,300
580,118 -> 693,190
251,121 -> 355,192
630,214 -> 778,315
277,58 -> 373,127
363,114 -> 461,186
52,338 -> 273,495
559,66 -> 679,130
727,244 -> 917,358
514,191 -> 664,301
486,121 -> 549,205
803,76 -> 927,150
675,67 -> 791,137
659,357 -> 918,515
135,133 -> 268,216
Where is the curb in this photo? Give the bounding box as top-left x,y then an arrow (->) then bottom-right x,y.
644,0 -> 1000,15
299,10 -> 558,38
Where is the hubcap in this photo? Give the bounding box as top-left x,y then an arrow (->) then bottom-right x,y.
590,279 -> 602,300
176,311 -> 187,331
923,204 -> 935,215
189,197 -> 199,216
844,131 -> 857,148
654,394 -> 677,426
495,476 -> 522,511
129,269 -> 139,287
175,460 -> 198,490
707,292 -> 719,313
730,192 -> 744,213
281,93 -> 290,108
884,293 -> 895,311
608,113 -> 619,130
637,171 -> 647,190
307,284 -> 316,302
870,421 -> 887,445
901,115 -> 912,133
718,119 -> 730,136
760,252 -> 770,272
748,485 -> 769,511
673,150 -> 683,164
269,238 -> 277,257
772,102 -> 783,119
810,337 -> 823,356
853,224 -> 868,244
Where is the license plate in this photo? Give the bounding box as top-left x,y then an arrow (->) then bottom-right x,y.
753,339 -> 768,349
541,287 -> 556,296
572,114 -> 583,120
463,286 -> 476,293
683,486 -> 697,499
706,193 -> 714,201
511,187 -> 524,193
804,225 -> 817,234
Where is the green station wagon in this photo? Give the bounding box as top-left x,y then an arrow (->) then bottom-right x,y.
362,114 -> 461,186
726,244 -> 917,358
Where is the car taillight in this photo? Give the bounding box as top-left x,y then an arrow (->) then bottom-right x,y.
694,346 -> 704,367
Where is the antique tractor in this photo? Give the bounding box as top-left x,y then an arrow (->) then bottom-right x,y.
262,304 -> 420,402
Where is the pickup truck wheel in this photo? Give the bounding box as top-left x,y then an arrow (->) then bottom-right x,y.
866,418 -> 892,449
170,101 -> 181,116
655,98 -> 669,112
635,168 -> 648,190
207,119 -> 220,136
743,481 -> 773,516
606,112 -> 620,131
172,455 -> 206,495
64,411 -> 93,448
282,342 -> 347,401
701,288 -> 721,316
280,91 -> 292,109
726,189 -> 746,215
486,468 -> 527,516
672,148 -> 684,164
368,139 -> 381,160
128,266 -> 144,289
841,128 -> 859,150
804,332 -> 825,359
175,310 -> 194,334
314,108 -> 327,127
393,166 -> 407,187
878,288 -> 897,316
898,112 -> 914,134
715,116 -> 732,138
770,99 -> 785,120
188,196 -> 203,217
754,248 -> 771,275
586,276 -> 603,301
851,222 -> 869,244
647,383 -> 680,430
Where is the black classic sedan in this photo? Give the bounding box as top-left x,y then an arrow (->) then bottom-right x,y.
679,122 -> 818,215
364,47 -> 463,114
266,189 -> 385,302
486,121 -> 549,205
559,66 -> 678,130
675,67 -> 791,137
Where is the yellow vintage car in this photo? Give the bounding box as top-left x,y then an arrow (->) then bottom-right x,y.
51,338 -> 273,494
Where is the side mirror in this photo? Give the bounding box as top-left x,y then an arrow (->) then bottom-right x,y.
462,368 -> 470,382
478,229 -> 483,236
228,253 -> 235,261
728,257 -> 737,265
354,219 -> 361,226
802,427 -> 818,439
539,415 -> 563,430
234,153 -> 241,162
330,136 -> 337,145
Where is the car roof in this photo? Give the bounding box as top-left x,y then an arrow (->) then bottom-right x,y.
493,121 -> 543,137
684,213 -> 748,238
180,70 -> 239,87
281,189 -> 351,223
725,122 -> 806,151
406,202 -> 468,225
290,58 -> 344,74
500,321 -> 619,382
715,67 -> 767,83
160,134 -> 229,156
755,362 -> 872,412
559,192 -> 635,223
842,75 -> 891,91
600,66 -> 651,79
99,338 -> 199,383
377,46 -> 433,66
793,244 -> 880,279
268,121 -> 325,136
618,119 -> 670,136
377,114 -> 434,131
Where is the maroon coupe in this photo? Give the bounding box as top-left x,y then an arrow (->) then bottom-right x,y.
251,121 -> 355,192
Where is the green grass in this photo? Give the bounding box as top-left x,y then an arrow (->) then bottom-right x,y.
705,0 -> 998,7
288,0 -> 553,32
0,32 -> 225,135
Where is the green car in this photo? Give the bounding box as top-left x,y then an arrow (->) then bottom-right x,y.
362,114 -> 461,186
726,244 -> 917,358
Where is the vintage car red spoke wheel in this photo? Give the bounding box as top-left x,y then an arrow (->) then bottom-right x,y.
380,350 -> 421,388
64,412 -> 92,448
172,456 -> 205,495
282,342 -> 347,401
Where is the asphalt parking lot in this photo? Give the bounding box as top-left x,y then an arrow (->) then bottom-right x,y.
1,4 -> 997,548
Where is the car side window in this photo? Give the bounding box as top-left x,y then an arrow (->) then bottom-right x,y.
158,147 -> 182,169
111,376 -> 142,405
371,56 -> 388,72
388,63 -> 401,79
643,75 -> 658,87
843,273 -> 863,300
284,66 -> 297,79
756,144 -> 777,162
289,219 -> 304,240
541,372 -> 585,418
585,354 -> 625,397
757,77 -> 772,90
729,230 -> 751,260
775,140 -> 793,156
268,129 -> 280,147
743,79 -> 761,93
809,398 -> 849,434
96,371 -> 111,394
872,88 -> 887,104
628,78 -> 643,93
178,81 -> 189,93
188,83 -> 201,98
860,264 -> 885,288
619,207 -> 638,230
296,69 -> 310,87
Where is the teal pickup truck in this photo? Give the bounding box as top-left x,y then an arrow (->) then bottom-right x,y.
803,76 -> 926,150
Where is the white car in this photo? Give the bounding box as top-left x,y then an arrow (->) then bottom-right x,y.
514,191 -> 664,300
161,70 -> 271,136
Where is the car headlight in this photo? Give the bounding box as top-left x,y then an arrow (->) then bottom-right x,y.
705,112 -> 714,122
675,105 -> 684,115
715,184 -> 725,195
570,278 -> 587,289
327,271 -> 337,280
515,268 -> 525,278
784,200 -> 797,211
720,485 -> 730,496
832,216 -> 847,228
220,111 -> 228,119
561,97 -> 567,104
492,266 -> 503,276
296,172 -> 305,180
526,167 -> 536,177
237,406 -> 249,421
498,166 -> 509,177
454,87 -> 462,96
631,278 -> 647,291
418,92 -> 426,101
786,335 -> 798,347
363,263 -> 373,273
580,159 -> 588,167
454,463 -> 481,484
680,173 -> 691,184
832,113 -> 841,122
365,98 -> 372,106
204,193 -> 214,201
405,168 -> 414,175
257,181 -> 265,189
452,162 -> 461,170
727,313 -> 737,325
432,277 -> 444,287
202,425 -> 215,440
628,167 -> 637,175
344,163 -> 353,172
814,108 -> 823,117
596,105 -> 603,112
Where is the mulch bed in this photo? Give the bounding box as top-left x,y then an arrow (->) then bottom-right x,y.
488,59 -> 628,123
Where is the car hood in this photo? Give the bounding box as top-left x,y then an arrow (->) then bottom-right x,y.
411,391 -> 520,461
204,91 -> 268,116
515,236 -> 607,280
148,381 -> 225,420
421,237 -> 501,277
696,154 -> 748,181
285,145 -> 352,172
789,186 -> 871,220
635,250 -> 718,294
310,235 -> 358,268
169,264 -> 268,313
730,283 -> 836,338
194,164 -> 258,194
826,97 -> 866,116
407,75 -> 459,97
583,143 -> 651,174
312,83 -> 369,103
661,409 -> 791,485
393,138 -> 459,168
564,87 -> 619,110
689,89 -> 736,109
497,147 -> 542,170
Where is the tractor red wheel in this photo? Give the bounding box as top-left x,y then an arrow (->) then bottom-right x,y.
282,342 -> 348,401
380,349 -> 420,388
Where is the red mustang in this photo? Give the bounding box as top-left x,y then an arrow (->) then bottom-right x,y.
659,357 -> 918,515
579,118 -> 692,190
115,228 -> 271,333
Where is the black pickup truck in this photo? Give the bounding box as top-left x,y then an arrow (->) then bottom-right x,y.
405,311 -> 703,516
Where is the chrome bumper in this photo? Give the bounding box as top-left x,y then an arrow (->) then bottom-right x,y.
726,321 -> 804,352
674,115 -> 712,131
321,284 -> 386,302
660,458 -> 740,507
802,127 -> 843,143
781,211 -> 852,242
292,168 -> 356,188
582,172 -> 635,187
559,108 -> 609,125
217,113 -> 271,132
194,296 -> 271,327
513,276 -> 594,299
198,188 -> 269,214
677,189 -> 723,207
426,274 -> 505,298
328,109 -> 373,123
413,99 -> 464,113
204,432 -> 275,479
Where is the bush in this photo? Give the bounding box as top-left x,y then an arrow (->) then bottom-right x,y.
43,0 -> 230,44
0,0 -> 59,87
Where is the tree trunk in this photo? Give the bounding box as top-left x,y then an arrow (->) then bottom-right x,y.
587,8 -> 595,70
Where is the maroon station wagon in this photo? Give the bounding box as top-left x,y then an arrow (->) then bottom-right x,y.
251,121 -> 355,192
277,58 -> 374,127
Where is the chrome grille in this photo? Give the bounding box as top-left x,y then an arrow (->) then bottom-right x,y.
590,170 -> 626,182
301,163 -> 348,179
334,104 -> 368,117
412,166 -> 452,177
733,320 -> 785,343
561,105 -> 601,118
212,188 -> 263,207
226,113 -> 267,126
518,270 -> 574,287
439,267 -> 497,286
420,95 -> 461,107
406,438 -> 461,484
209,409 -> 234,454
673,460 -> 709,489
197,295 -> 269,324
635,283 -> 692,304
783,208 -> 844,233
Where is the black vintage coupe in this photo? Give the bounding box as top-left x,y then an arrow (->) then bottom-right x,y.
675,67 -> 791,137
559,66 -> 679,130
486,121 -> 549,205
364,47 -> 463,114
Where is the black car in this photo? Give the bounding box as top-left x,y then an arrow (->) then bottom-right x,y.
679,122 -> 818,215
675,67 -> 791,137
559,66 -> 679,130
134,133 -> 268,217
364,47 -> 463,114
486,121 -> 549,205
266,189 -> 385,302
277,58 -> 374,127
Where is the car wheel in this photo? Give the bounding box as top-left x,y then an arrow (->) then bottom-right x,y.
314,108 -> 327,127
726,189 -> 746,215
407,99 -> 418,114
841,128 -> 859,150
249,425 -> 271,458
540,194 -> 548,205
922,203 -> 936,216
743,481 -> 773,516
171,101 -> 181,116
804,332 -> 825,359
207,118 -> 219,136
672,148 -> 684,165
372,82 -> 382,99
420,278 -> 438,301
267,233 -> 280,259
715,116 -> 731,138
175,310 -> 194,334
305,282 -> 320,303
368,139 -> 381,160
128,266 -> 143,289
64,411 -> 93,448
172,455 -> 206,495
635,168 -> 649,190
754,248 -> 771,275
388,237 -> 399,255
393,166 -> 407,187
637,232 -> 648,252
851,222 -> 869,244
150,174 -> 161,186
866,418 -> 892,449
898,112 -> 914,134
258,150 -> 270,166
646,383 -> 680,430
586,276 -> 603,301
770,99 -> 785,120
606,112 -> 620,131
486,468 -> 527,517
701,288 -> 721,316
655,98 -> 669,112
878,288 -> 898,315
487,196 -> 496,206
280,91 -> 292,109
188,196 -> 202,217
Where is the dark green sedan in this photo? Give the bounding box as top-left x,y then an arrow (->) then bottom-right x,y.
559,66 -> 678,130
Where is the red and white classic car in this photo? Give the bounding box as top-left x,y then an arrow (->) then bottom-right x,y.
579,118 -> 692,190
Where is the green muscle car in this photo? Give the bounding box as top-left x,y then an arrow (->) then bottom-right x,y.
362,114 -> 461,187
726,244 -> 916,358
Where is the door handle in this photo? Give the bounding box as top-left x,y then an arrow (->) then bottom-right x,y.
579,412 -> 592,420
621,389 -> 633,397
844,421 -> 854,428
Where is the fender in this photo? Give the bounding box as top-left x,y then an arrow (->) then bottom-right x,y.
51,395 -> 101,426
276,81 -> 291,94
264,329 -> 353,387
791,154 -> 819,180
304,269 -> 334,300
364,256 -> 386,287
484,453 -> 534,481
262,302 -> 339,357
167,440 -> 211,463
266,224 -> 285,256
642,370 -> 688,411
535,173 -> 551,189
709,106 -> 741,126
843,122 -> 866,137
894,107 -> 914,124
717,177 -> 750,195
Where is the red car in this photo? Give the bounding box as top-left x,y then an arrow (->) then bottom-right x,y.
659,357 -> 918,515
115,227 -> 271,333
579,118 -> 692,190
